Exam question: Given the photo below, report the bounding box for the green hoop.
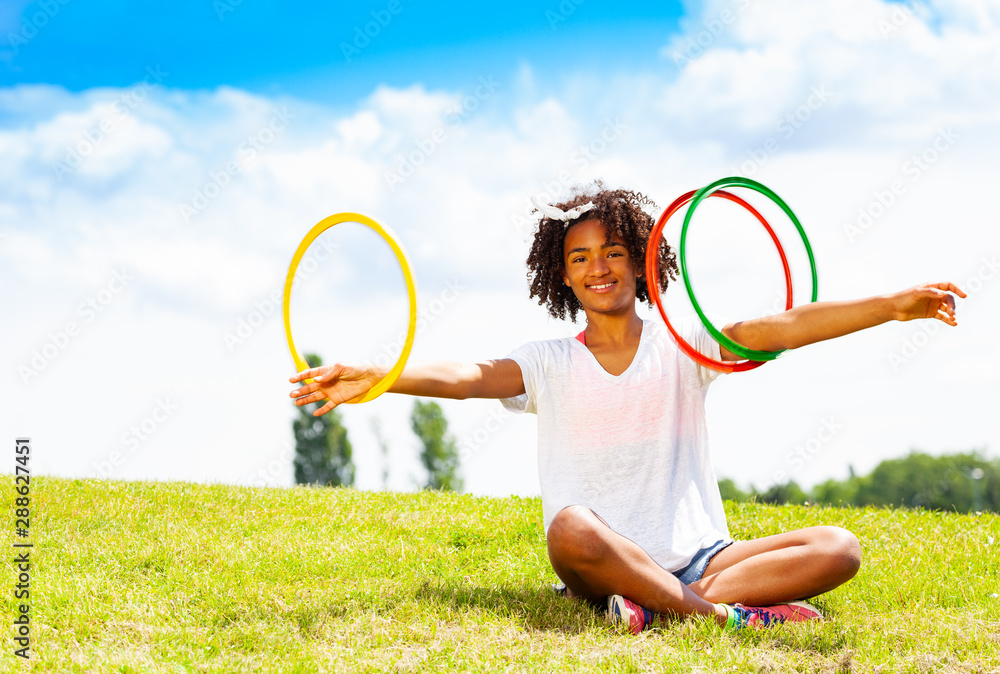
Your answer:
[679,176,818,361]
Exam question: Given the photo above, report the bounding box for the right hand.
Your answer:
[889,282,965,325]
[288,363,382,416]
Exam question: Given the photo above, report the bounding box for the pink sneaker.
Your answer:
[607,594,656,634]
[729,601,823,628]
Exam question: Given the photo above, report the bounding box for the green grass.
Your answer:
[6,478,1000,672]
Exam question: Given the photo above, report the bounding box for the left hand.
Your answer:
[891,282,966,326]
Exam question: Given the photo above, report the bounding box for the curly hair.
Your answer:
[525,180,679,322]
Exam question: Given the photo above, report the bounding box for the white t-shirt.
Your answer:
[501,318,731,573]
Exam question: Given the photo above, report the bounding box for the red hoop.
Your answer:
[645,189,793,373]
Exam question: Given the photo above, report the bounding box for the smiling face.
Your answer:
[562,218,642,319]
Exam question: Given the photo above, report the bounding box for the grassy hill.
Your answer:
[5,478,999,672]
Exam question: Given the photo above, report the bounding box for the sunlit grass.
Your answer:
[7,478,999,672]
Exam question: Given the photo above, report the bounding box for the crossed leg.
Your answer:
[689,525,862,606]
[546,505,861,625]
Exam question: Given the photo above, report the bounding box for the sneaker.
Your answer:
[726,601,823,629]
[607,594,656,634]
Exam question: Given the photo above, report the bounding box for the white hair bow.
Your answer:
[530,196,596,222]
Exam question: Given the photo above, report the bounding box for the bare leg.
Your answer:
[688,526,862,606]
[546,505,728,625]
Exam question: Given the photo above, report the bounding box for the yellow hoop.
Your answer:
[283,212,417,404]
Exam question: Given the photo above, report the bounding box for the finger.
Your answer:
[937,296,955,317]
[934,309,957,326]
[926,281,967,299]
[314,400,337,416]
[926,287,959,311]
[929,281,964,298]
[289,366,323,383]
[289,382,319,398]
[294,390,328,406]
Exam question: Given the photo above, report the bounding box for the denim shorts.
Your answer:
[671,539,733,585]
[551,538,734,597]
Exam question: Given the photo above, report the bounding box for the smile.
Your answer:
[587,281,617,293]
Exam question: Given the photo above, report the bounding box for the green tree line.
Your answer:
[719,450,1000,513]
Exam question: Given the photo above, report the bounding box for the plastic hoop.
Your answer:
[645,189,794,373]
[283,213,417,404]
[680,176,818,362]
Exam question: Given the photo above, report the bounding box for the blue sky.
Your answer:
[1,0,684,101]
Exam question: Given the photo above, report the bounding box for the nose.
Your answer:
[589,255,610,276]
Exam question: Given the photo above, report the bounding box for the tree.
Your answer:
[717,478,751,502]
[803,450,1000,513]
[852,450,999,513]
[292,353,355,487]
[810,477,861,507]
[411,399,462,491]
[758,481,809,506]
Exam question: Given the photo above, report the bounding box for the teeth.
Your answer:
[591,282,615,289]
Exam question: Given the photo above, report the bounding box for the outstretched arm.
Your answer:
[289,359,525,416]
[719,282,966,359]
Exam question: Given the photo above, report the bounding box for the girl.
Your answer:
[289,183,964,632]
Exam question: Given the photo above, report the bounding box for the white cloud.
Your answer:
[660,0,1000,148]
[2,0,998,496]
